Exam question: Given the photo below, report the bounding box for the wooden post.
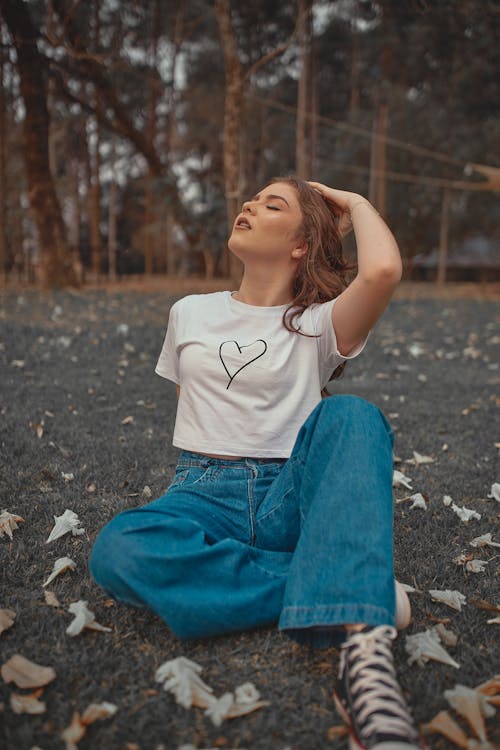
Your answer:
[296,0,308,178]
[108,136,117,281]
[369,100,388,213]
[0,26,7,285]
[437,188,450,285]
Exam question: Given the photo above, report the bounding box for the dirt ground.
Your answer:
[0,280,499,750]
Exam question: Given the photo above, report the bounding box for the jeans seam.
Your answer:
[248,466,257,546]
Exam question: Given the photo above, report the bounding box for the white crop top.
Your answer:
[155,291,365,458]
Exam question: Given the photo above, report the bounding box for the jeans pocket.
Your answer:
[168,465,218,490]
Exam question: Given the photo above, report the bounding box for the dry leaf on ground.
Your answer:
[81,701,118,724]
[0,608,16,635]
[61,711,86,750]
[422,710,469,748]
[465,559,488,574]
[405,628,460,669]
[444,684,496,742]
[43,557,77,587]
[46,510,85,543]
[0,510,24,540]
[61,702,117,750]
[470,533,500,549]
[66,601,112,636]
[487,483,500,502]
[429,588,467,611]
[396,492,427,510]
[408,451,435,465]
[393,470,413,489]
[1,654,56,688]
[155,657,269,727]
[451,503,481,523]
[44,590,61,608]
[10,690,46,715]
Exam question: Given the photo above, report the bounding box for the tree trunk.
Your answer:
[164,1,185,276]
[437,188,450,285]
[144,0,160,276]
[0,25,7,284]
[0,0,78,287]
[215,0,244,281]
[296,0,309,178]
[369,100,388,215]
[90,0,103,276]
[108,137,117,282]
[2,3,75,287]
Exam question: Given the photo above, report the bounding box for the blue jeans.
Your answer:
[89,395,396,647]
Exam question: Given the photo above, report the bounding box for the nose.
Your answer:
[242,200,255,214]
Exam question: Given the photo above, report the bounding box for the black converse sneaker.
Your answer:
[334,625,421,750]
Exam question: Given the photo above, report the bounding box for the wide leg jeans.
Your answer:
[89,395,396,647]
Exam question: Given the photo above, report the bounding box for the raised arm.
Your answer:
[308,182,403,356]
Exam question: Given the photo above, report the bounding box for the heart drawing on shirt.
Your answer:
[218,339,268,389]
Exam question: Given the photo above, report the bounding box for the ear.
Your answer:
[291,241,308,259]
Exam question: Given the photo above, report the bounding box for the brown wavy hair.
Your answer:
[272,176,356,380]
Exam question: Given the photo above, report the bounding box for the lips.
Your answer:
[235,215,251,230]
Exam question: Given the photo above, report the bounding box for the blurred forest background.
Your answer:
[0,0,498,289]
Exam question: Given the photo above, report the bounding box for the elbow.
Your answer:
[362,260,403,289]
[382,259,403,286]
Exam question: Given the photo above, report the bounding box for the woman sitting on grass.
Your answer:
[90,176,422,750]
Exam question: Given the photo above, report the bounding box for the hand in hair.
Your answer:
[307,182,370,238]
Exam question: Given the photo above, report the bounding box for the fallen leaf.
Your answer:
[405,628,460,669]
[429,589,467,611]
[121,416,134,425]
[61,702,118,750]
[444,684,495,742]
[0,608,16,635]
[81,701,118,724]
[1,654,56,688]
[44,590,61,608]
[443,495,453,506]
[409,493,427,510]
[327,724,350,741]
[31,421,44,438]
[465,559,488,574]
[451,503,481,523]
[469,533,500,549]
[155,656,214,709]
[421,709,468,748]
[43,556,77,587]
[46,510,85,543]
[408,451,435,466]
[433,623,458,647]
[487,616,500,625]
[477,676,500,697]
[487,483,500,502]
[0,510,25,540]
[470,599,500,614]
[408,342,425,357]
[155,657,269,727]
[10,690,46,715]
[66,601,112,637]
[61,711,86,750]
[393,470,413,489]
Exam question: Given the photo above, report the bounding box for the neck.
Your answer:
[234,266,295,307]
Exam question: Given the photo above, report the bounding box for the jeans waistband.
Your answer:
[177,450,287,468]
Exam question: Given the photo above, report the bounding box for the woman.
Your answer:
[90,177,422,750]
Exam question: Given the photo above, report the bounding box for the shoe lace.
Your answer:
[342,625,419,742]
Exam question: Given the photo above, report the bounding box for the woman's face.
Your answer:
[228,182,305,263]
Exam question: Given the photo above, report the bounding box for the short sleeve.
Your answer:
[155,300,181,384]
[310,298,368,387]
